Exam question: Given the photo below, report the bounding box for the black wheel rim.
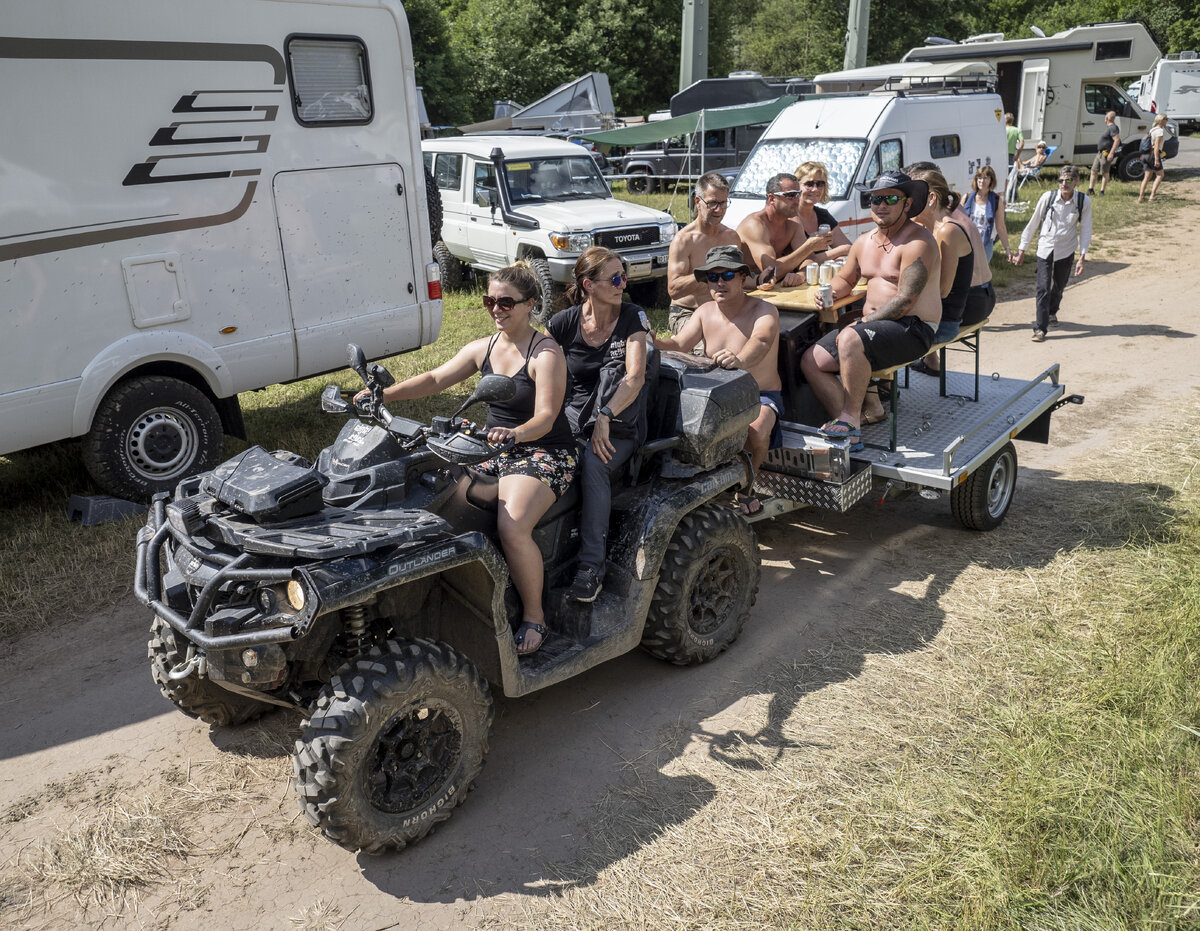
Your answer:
[688,548,737,635]
[366,701,462,814]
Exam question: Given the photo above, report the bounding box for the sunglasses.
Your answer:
[705,270,739,282]
[482,295,528,311]
[772,189,803,199]
[1058,177,1076,185]
[606,272,628,287]
[801,179,827,189]
[869,193,904,206]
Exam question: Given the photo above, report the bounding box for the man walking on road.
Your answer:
[1012,165,1092,342]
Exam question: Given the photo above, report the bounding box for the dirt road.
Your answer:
[3,176,1198,931]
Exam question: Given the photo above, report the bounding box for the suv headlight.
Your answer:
[549,231,594,252]
[658,220,676,243]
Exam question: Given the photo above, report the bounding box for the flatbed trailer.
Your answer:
[750,361,1081,530]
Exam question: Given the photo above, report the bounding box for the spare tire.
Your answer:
[425,165,443,247]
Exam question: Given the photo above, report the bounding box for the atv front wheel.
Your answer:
[294,639,493,854]
[642,504,760,665]
[148,616,271,726]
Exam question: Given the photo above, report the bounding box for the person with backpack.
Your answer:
[1138,114,1169,203]
[1011,165,1092,342]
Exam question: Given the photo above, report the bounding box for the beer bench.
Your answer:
[867,318,989,450]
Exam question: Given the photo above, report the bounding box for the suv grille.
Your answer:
[595,226,659,249]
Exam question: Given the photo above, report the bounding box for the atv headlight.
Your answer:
[549,231,593,253]
[658,220,676,243]
[285,579,307,612]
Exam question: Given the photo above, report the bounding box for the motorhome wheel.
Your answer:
[1116,153,1146,183]
[294,638,493,854]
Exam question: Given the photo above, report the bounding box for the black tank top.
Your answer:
[941,219,975,326]
[480,332,574,448]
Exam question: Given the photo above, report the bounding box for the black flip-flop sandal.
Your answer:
[514,622,548,656]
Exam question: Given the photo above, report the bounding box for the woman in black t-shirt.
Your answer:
[358,262,573,655]
[547,247,650,604]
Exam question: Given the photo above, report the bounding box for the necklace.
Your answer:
[870,231,895,254]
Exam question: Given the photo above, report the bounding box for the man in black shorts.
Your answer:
[800,171,942,449]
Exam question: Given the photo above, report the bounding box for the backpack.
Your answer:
[1140,133,1153,154]
[1036,190,1086,238]
[1164,132,1179,159]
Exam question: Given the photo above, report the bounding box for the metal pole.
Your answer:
[844,0,871,70]
[680,0,709,91]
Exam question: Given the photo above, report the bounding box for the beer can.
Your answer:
[819,261,835,284]
[818,284,833,307]
[805,263,820,285]
[817,223,831,236]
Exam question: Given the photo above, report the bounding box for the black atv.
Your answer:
[135,343,762,853]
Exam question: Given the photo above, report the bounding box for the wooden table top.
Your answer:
[749,280,868,324]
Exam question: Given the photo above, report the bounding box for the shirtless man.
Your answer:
[666,172,744,335]
[655,245,781,513]
[799,171,941,449]
[736,172,833,287]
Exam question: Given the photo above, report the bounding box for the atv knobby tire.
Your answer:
[642,504,759,665]
[148,616,271,726]
[294,638,493,854]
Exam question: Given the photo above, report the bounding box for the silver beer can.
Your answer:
[819,261,835,284]
[805,263,820,285]
[818,284,833,307]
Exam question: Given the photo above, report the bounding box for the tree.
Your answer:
[405,0,470,124]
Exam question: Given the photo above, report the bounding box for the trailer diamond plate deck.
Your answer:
[760,365,1066,504]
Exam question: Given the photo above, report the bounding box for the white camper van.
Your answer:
[2,0,441,501]
[724,84,1006,239]
[903,22,1160,181]
[1137,52,1200,131]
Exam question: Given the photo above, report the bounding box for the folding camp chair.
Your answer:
[1007,144,1057,205]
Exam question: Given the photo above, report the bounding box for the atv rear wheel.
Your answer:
[642,504,759,665]
[294,638,493,854]
[148,616,271,726]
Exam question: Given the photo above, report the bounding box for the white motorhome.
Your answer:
[1137,52,1200,130]
[724,85,1006,239]
[2,0,441,501]
[903,22,1160,181]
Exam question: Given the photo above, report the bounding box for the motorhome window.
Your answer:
[1096,40,1133,61]
[287,37,372,125]
[929,135,961,159]
[865,139,904,181]
[731,139,866,200]
[473,163,498,208]
[1084,84,1137,118]
[504,157,609,202]
[434,154,464,191]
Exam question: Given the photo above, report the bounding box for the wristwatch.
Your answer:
[599,405,615,420]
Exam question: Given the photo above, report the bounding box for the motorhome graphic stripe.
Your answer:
[0,37,285,84]
[0,182,258,262]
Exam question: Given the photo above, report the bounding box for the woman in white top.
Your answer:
[1138,114,1168,203]
[966,165,1010,263]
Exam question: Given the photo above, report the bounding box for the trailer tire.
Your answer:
[294,638,493,854]
[425,165,443,246]
[433,241,464,291]
[642,504,759,665]
[951,441,1017,531]
[83,375,224,503]
[1117,153,1145,183]
[148,616,270,726]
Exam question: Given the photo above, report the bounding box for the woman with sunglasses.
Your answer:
[358,262,575,655]
[547,247,650,603]
[793,161,852,266]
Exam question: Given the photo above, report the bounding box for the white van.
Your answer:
[903,22,1159,181]
[724,86,1006,239]
[1137,52,1200,131]
[1,0,441,501]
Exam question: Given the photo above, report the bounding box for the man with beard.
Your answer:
[736,172,834,286]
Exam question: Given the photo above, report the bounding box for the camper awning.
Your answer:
[578,95,798,147]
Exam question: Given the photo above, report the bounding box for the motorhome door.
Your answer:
[274,164,422,376]
[1018,59,1049,147]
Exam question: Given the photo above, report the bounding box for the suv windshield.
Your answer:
[503,156,610,202]
[731,139,866,201]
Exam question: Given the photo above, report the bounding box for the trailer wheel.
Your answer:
[425,165,443,246]
[642,504,760,665]
[294,638,492,854]
[1117,153,1145,183]
[951,441,1017,531]
[83,375,224,503]
[148,616,270,726]
[433,241,464,291]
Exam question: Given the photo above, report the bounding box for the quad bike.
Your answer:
[135,343,764,853]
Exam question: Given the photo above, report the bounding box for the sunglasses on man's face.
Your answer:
[705,270,739,283]
[482,295,527,311]
[772,189,803,199]
[869,193,904,206]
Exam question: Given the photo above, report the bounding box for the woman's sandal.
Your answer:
[514,622,548,656]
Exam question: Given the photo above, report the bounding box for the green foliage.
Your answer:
[404,0,469,124]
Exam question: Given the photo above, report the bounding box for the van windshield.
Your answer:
[502,157,610,202]
[731,139,865,200]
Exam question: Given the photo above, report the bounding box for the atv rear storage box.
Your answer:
[659,355,759,470]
